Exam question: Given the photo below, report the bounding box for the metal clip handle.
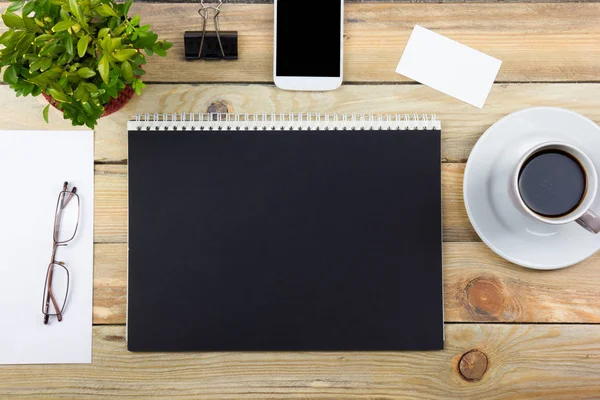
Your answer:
[198,0,225,59]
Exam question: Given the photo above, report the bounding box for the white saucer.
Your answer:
[464,107,600,270]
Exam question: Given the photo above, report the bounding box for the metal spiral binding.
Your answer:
[128,113,441,132]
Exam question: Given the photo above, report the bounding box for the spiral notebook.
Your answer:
[127,113,443,352]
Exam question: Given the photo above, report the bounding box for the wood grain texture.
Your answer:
[2,84,600,164]
[1,324,600,399]
[2,3,600,83]
[94,243,126,325]
[92,164,472,244]
[93,242,600,325]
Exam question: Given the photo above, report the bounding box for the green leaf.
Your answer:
[0,30,14,45]
[101,34,110,52]
[16,32,34,52]
[68,0,82,24]
[2,12,25,29]
[95,4,117,17]
[130,14,140,26]
[74,83,89,102]
[58,7,68,20]
[98,27,110,39]
[154,47,166,57]
[21,82,34,96]
[77,67,96,78]
[7,1,25,12]
[83,82,98,92]
[23,16,40,32]
[144,47,153,57]
[106,85,117,98]
[34,34,54,45]
[113,48,137,62]
[108,37,121,53]
[23,1,35,15]
[135,31,158,49]
[43,104,50,123]
[47,88,70,103]
[64,32,73,55]
[98,54,109,83]
[122,0,133,17]
[52,20,74,32]
[77,35,90,57]
[133,78,144,95]
[3,65,18,83]
[29,58,45,72]
[112,22,127,36]
[40,57,52,71]
[82,101,92,114]
[39,41,57,56]
[121,60,133,82]
[108,16,119,30]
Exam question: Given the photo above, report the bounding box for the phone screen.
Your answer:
[276,0,341,77]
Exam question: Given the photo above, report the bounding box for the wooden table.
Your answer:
[2,1,600,398]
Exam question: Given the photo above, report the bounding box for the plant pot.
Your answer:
[42,84,135,118]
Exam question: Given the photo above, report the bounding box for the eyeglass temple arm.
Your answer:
[62,186,77,208]
[43,266,63,324]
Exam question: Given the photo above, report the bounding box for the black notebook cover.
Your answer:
[128,128,443,351]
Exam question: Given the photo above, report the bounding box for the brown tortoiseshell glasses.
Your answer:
[42,182,80,325]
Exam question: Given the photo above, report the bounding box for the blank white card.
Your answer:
[0,130,94,364]
[396,25,502,108]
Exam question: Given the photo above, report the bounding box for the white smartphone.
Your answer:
[274,0,344,91]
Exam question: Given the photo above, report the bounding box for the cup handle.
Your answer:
[576,210,600,234]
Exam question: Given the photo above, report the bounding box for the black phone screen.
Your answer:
[276,0,341,77]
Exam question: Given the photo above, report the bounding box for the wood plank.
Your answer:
[2,3,600,83]
[94,242,600,325]
[94,243,126,325]
[444,243,600,324]
[1,324,600,398]
[93,163,472,244]
[95,165,128,243]
[2,84,600,164]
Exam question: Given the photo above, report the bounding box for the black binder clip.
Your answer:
[184,0,238,61]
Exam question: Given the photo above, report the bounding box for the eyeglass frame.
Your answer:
[42,182,80,325]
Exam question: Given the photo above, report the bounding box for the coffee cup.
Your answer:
[511,141,600,234]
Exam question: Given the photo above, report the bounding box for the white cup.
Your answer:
[511,141,600,234]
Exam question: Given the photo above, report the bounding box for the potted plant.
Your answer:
[0,0,172,128]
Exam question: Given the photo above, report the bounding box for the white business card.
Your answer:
[396,25,502,108]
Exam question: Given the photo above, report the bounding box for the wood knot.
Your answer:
[207,100,230,114]
[465,276,511,321]
[458,349,488,382]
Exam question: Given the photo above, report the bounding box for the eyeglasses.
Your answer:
[42,182,80,325]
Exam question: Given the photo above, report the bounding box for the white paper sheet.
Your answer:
[396,25,502,108]
[0,130,94,364]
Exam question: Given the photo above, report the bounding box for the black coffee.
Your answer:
[518,149,586,217]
